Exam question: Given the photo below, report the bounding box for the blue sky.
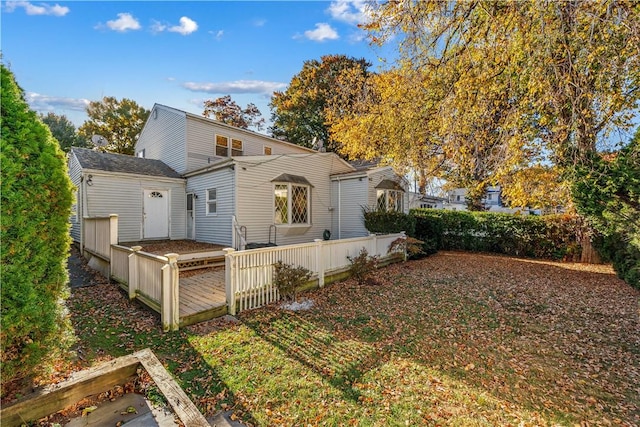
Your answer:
[2,0,393,129]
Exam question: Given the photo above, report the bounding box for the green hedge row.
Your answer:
[410,209,582,260]
[364,208,583,260]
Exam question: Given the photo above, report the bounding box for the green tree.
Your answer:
[202,95,265,130]
[270,54,372,152]
[333,1,639,209]
[572,129,640,286]
[1,64,75,386]
[40,112,91,152]
[78,96,150,155]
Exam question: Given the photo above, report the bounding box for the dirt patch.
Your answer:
[119,240,226,255]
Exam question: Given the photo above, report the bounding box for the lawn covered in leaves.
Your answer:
[64,251,638,426]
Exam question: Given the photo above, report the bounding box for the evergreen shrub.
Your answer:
[1,65,75,386]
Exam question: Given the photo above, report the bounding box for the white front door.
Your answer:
[143,189,169,239]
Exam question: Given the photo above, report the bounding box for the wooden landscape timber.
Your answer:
[0,348,209,427]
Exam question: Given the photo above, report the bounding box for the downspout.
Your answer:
[338,178,342,240]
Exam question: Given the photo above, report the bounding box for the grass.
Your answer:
[60,251,639,426]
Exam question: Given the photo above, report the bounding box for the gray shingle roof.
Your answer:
[71,147,182,179]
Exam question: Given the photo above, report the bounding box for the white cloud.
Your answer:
[26,92,90,112]
[168,16,198,35]
[150,20,167,33]
[328,0,371,25]
[253,18,266,27]
[182,80,286,95]
[5,1,69,16]
[102,13,141,32]
[208,29,224,40]
[302,23,339,42]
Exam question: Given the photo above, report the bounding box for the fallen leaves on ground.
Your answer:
[12,249,638,426]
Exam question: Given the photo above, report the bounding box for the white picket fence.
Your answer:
[82,215,117,260]
[224,232,406,315]
[80,213,406,329]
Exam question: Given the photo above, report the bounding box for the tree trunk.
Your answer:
[580,236,603,264]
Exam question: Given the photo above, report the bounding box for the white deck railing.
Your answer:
[82,215,117,260]
[225,232,406,315]
[231,215,247,251]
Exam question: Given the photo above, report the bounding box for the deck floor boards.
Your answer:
[179,269,226,318]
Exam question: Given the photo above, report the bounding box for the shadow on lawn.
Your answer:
[242,251,640,425]
[242,309,387,403]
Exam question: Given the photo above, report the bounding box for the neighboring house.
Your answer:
[70,103,409,249]
[409,192,446,210]
[443,186,526,213]
[68,148,186,243]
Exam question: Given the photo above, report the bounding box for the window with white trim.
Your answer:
[231,138,243,156]
[377,189,404,212]
[206,188,217,215]
[215,135,229,157]
[274,183,310,225]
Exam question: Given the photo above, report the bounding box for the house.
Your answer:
[330,160,410,239]
[443,186,525,213]
[68,148,186,243]
[69,103,410,249]
[408,192,446,210]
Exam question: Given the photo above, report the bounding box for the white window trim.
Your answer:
[206,188,217,216]
[273,183,311,226]
[231,138,243,156]
[377,189,405,212]
[215,135,229,157]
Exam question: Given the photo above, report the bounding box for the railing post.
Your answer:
[163,253,180,332]
[128,246,142,300]
[224,248,236,315]
[109,215,118,277]
[369,233,378,257]
[314,239,325,288]
[401,231,407,261]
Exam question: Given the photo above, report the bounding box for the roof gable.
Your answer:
[71,148,182,179]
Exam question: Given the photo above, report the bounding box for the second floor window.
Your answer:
[216,135,228,157]
[231,139,243,156]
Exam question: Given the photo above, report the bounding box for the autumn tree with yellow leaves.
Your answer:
[329,0,639,211]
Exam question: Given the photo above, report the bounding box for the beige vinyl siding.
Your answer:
[82,172,185,242]
[135,106,187,174]
[331,177,369,239]
[235,153,353,246]
[187,167,235,246]
[184,114,313,174]
[68,152,83,243]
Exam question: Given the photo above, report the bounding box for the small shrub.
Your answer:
[347,248,379,284]
[388,236,425,259]
[273,261,312,302]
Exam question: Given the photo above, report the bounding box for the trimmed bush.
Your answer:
[1,65,75,386]
[363,208,416,236]
[411,209,582,260]
[347,248,379,284]
[273,261,312,302]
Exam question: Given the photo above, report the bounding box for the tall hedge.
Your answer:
[571,129,640,288]
[1,65,75,385]
[411,209,582,260]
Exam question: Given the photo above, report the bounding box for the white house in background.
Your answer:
[443,186,525,213]
[409,192,446,210]
[69,103,409,248]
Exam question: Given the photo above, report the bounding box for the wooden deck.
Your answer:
[179,268,228,326]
